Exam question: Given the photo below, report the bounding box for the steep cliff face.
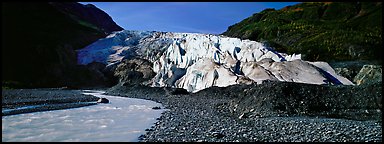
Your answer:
[2,2,123,88]
[222,2,382,63]
[49,2,123,35]
[77,30,353,93]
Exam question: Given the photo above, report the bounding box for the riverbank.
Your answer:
[2,88,100,116]
[106,81,382,142]
[2,90,165,142]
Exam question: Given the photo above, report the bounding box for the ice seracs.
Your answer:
[77,30,354,93]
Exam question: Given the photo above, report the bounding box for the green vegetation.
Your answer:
[66,13,102,32]
[223,2,382,63]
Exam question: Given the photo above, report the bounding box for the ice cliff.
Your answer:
[77,30,353,92]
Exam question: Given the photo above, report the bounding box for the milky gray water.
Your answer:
[2,90,166,142]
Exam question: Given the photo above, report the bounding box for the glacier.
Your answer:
[77,30,354,93]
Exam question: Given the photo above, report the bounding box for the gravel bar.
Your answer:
[2,88,100,116]
[106,83,382,142]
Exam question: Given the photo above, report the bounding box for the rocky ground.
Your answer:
[2,81,381,142]
[106,81,382,142]
[2,88,100,116]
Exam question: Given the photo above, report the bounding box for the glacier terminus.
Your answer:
[77,30,354,93]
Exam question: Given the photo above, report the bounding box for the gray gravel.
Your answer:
[106,83,382,142]
[2,88,100,116]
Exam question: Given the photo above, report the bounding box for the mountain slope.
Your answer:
[49,2,123,35]
[2,2,123,88]
[222,2,382,63]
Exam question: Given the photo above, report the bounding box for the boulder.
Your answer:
[330,60,370,83]
[97,97,109,103]
[334,67,357,81]
[353,65,382,85]
[114,58,156,86]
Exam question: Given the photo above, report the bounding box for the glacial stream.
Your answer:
[2,90,166,142]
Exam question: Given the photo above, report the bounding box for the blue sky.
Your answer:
[80,2,300,34]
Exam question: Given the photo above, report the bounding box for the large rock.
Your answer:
[334,67,358,81]
[353,65,382,85]
[329,61,371,83]
[113,58,156,86]
[97,97,109,103]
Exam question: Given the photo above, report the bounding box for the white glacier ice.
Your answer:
[77,30,353,93]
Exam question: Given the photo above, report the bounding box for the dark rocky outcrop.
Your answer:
[224,81,382,121]
[353,65,382,85]
[2,2,123,89]
[113,58,156,87]
[329,61,382,85]
[330,61,370,82]
[107,79,381,121]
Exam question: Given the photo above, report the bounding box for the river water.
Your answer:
[2,90,166,142]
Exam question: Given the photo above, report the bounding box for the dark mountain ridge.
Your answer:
[2,2,123,88]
